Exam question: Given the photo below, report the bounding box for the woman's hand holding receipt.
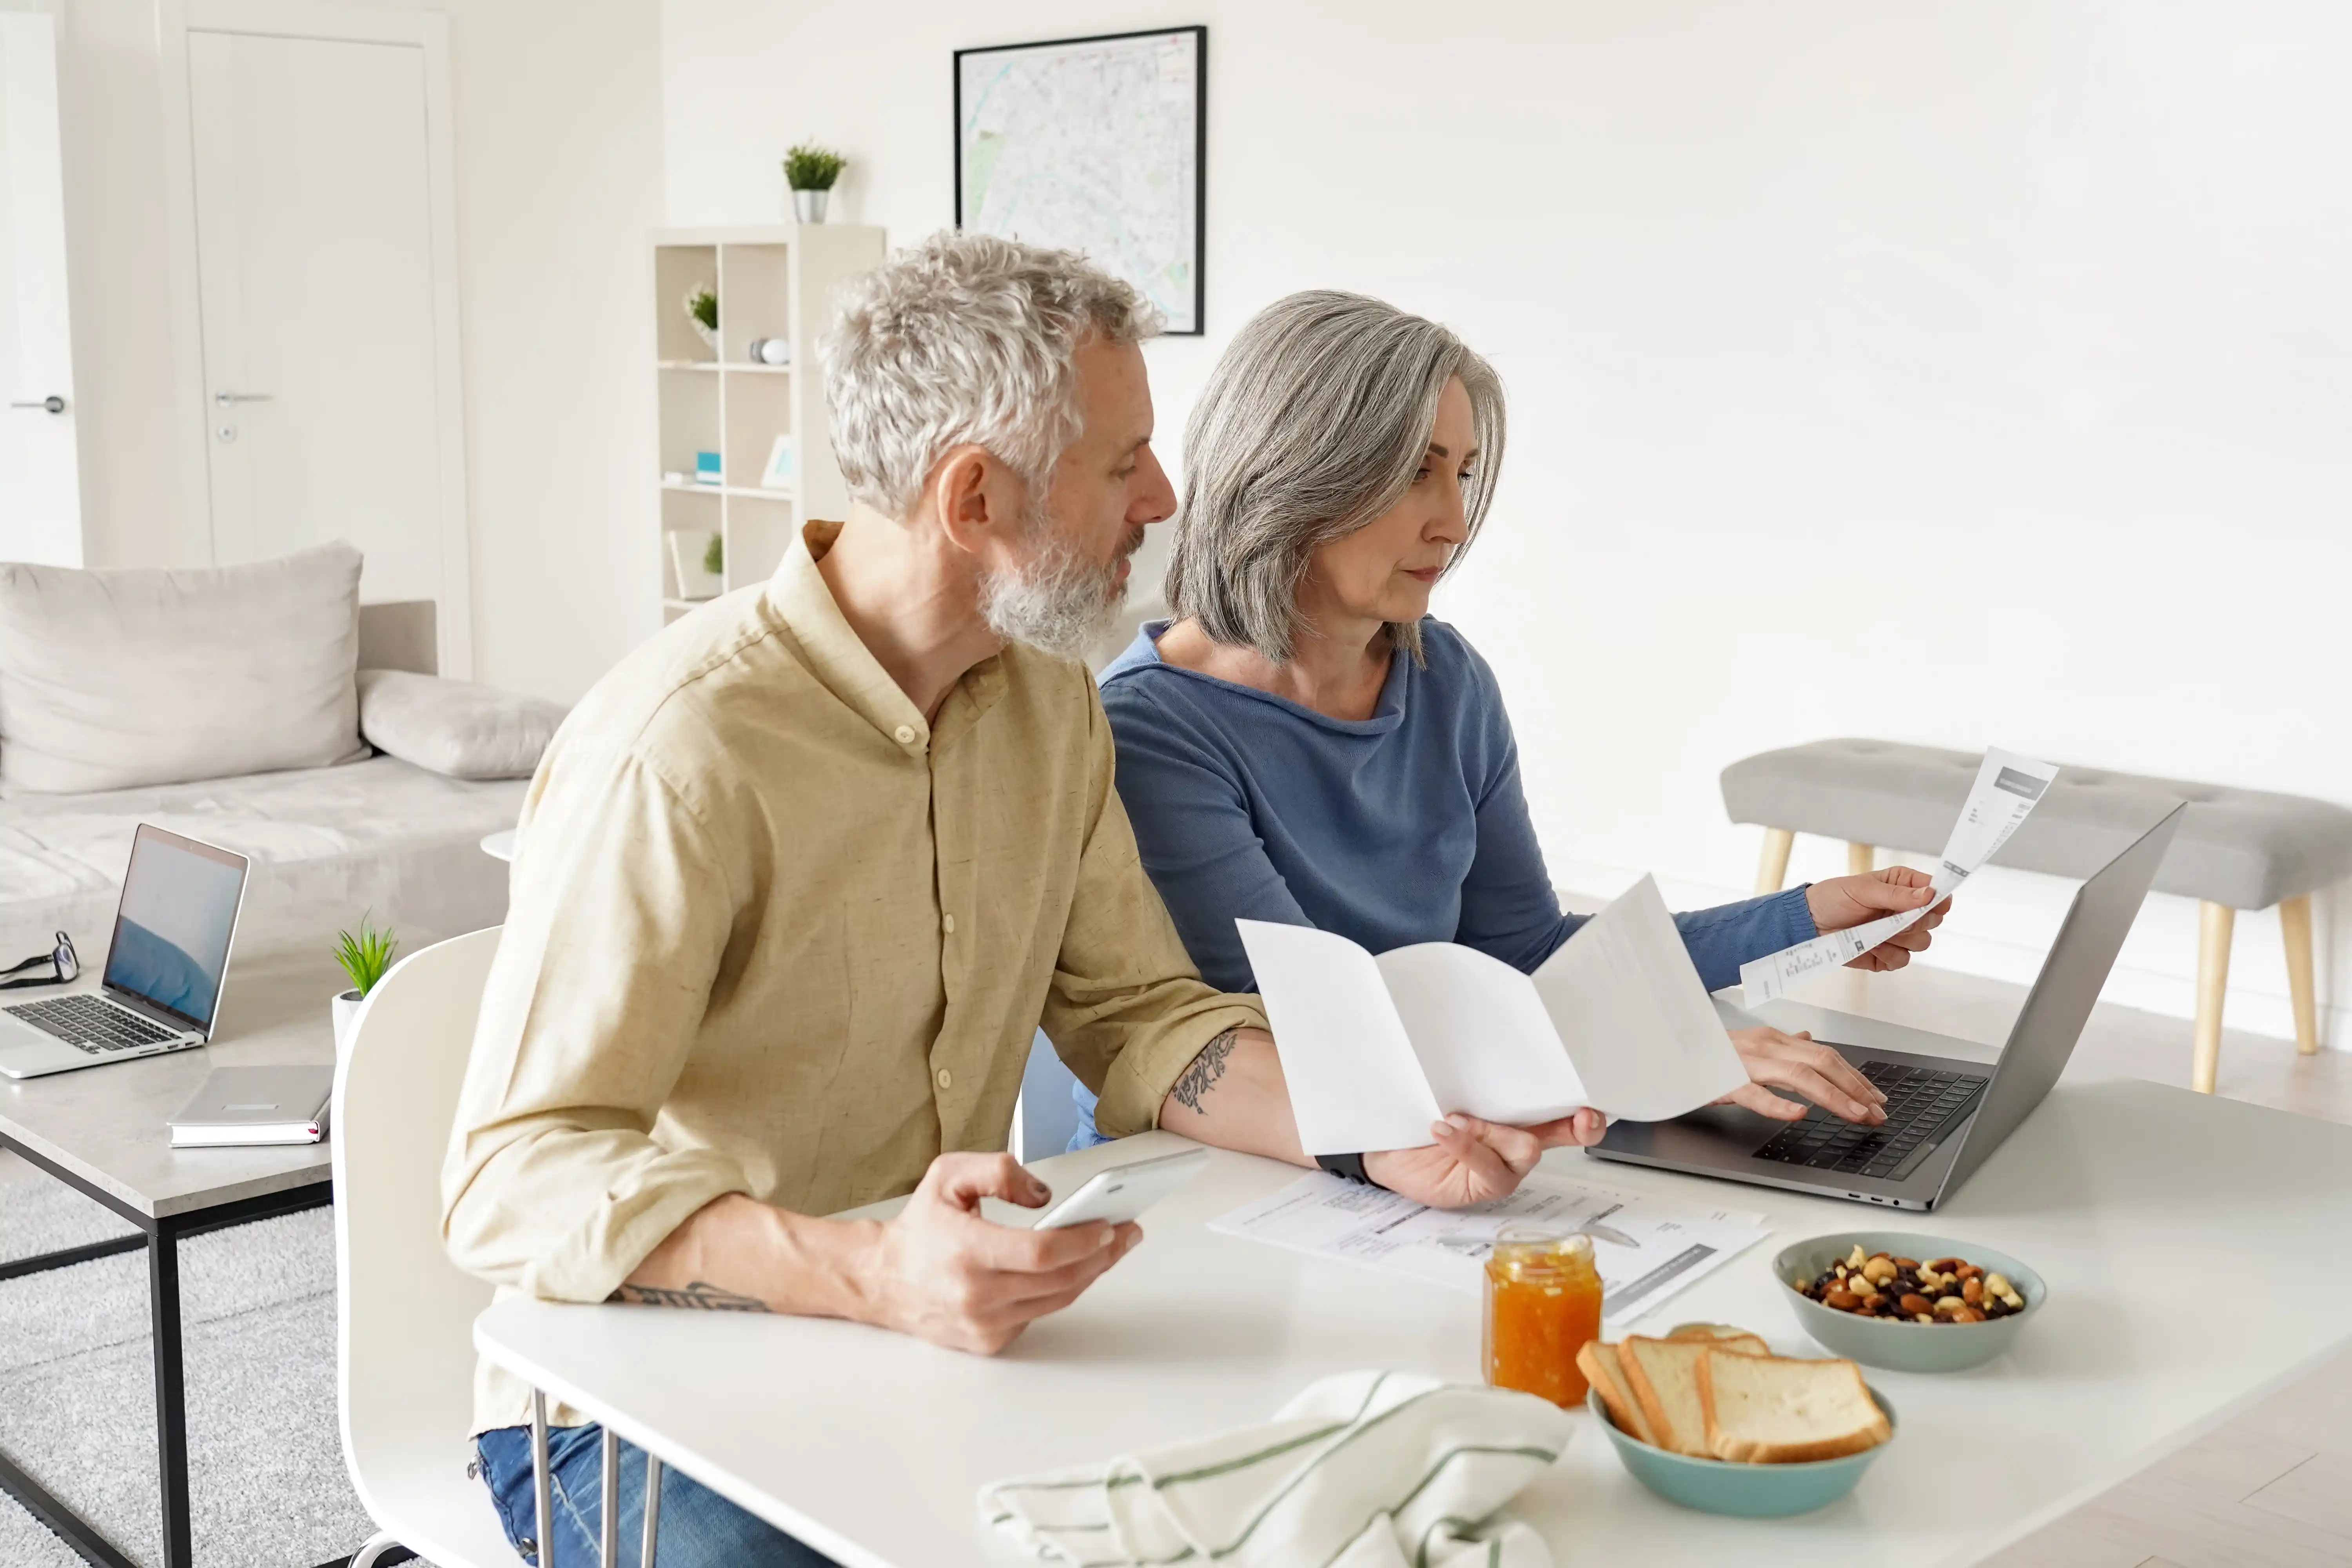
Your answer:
[1804,866,1953,972]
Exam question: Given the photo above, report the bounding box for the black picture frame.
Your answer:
[953,25,1208,336]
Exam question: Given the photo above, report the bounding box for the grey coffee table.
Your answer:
[0,947,348,1568]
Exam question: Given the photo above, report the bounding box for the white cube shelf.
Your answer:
[652,224,887,618]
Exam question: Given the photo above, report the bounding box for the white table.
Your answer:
[475,1005,2352,1567]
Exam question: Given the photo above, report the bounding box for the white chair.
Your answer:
[332,926,519,1568]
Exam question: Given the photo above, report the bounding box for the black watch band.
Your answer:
[1315,1151,1375,1186]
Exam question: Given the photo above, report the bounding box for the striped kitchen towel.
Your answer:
[978,1370,1570,1568]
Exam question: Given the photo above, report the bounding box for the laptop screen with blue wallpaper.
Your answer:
[103,827,248,1030]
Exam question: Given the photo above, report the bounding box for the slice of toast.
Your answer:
[1666,1323,1770,1358]
[1577,1341,1655,1446]
[1699,1349,1891,1464]
[1618,1336,1715,1457]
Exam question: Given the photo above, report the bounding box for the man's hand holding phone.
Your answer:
[864,1152,1139,1354]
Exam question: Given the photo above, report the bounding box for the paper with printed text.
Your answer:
[1210,1170,1772,1325]
[1738,747,2060,1006]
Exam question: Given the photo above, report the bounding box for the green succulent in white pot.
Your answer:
[330,915,399,1054]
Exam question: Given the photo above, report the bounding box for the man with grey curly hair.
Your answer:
[824,229,1163,657]
[444,232,1580,1567]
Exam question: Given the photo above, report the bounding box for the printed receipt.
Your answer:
[1739,747,2061,1007]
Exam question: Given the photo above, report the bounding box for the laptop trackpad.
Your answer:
[1593,1100,1792,1160]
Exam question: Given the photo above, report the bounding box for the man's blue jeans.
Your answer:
[475,1424,841,1567]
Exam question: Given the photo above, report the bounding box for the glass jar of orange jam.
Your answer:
[1482,1227,1604,1407]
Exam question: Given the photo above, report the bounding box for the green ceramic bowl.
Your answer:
[1587,1385,1896,1516]
[1775,1231,2046,1374]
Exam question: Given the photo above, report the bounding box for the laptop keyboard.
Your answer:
[5,994,180,1053]
[1752,1059,1987,1182]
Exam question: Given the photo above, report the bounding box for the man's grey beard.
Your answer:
[976,508,1135,661]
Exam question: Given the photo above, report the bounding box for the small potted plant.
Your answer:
[783,143,847,224]
[684,284,719,354]
[331,915,399,1054]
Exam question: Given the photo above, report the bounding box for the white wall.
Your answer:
[48,0,662,701]
[664,0,2352,1049]
[431,0,666,699]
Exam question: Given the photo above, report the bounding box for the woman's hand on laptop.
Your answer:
[1719,1029,1888,1125]
[1364,1108,1608,1209]
[1805,865,1953,971]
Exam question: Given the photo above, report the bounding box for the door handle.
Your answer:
[7,396,66,414]
[213,390,273,406]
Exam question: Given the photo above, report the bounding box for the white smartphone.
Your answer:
[1031,1148,1211,1230]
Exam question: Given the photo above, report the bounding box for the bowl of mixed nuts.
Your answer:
[1773,1232,2045,1373]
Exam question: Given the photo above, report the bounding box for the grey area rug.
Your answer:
[0,1150,389,1568]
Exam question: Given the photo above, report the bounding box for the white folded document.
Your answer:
[1240,875,1750,1155]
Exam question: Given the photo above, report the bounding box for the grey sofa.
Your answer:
[0,601,525,969]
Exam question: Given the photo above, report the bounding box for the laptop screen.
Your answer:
[103,826,250,1032]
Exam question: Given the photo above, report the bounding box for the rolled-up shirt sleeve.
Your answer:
[1044,691,1268,1140]
[440,745,754,1305]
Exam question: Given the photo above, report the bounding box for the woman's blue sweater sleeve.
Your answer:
[1100,685,1307,994]
[1452,655,1818,991]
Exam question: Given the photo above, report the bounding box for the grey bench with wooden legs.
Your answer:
[1722,739,2352,1094]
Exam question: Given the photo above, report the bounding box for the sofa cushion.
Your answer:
[0,754,525,964]
[0,544,368,795]
[358,670,565,780]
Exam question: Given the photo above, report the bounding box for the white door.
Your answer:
[0,4,81,564]
[179,5,469,672]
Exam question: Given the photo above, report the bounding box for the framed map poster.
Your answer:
[955,26,1207,335]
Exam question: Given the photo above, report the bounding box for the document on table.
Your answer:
[1210,1171,1771,1326]
[1240,876,1751,1156]
[1738,747,2061,1007]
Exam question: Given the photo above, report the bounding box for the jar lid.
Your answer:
[1488,1226,1595,1277]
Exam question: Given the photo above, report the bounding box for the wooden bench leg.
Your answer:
[1847,842,1875,876]
[2279,894,2319,1055]
[2192,901,2234,1094]
[1755,829,1795,895]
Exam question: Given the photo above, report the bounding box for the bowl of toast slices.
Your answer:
[1577,1323,1895,1516]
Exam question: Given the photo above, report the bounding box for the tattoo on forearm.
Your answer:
[1170,1028,1238,1114]
[608,1280,772,1312]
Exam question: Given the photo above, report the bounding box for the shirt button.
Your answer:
[935,1067,953,1090]
[942,913,956,934]
[893,724,916,744]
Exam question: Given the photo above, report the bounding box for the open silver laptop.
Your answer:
[0,825,250,1080]
[1586,804,2183,1211]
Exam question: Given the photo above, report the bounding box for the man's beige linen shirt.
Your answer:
[443,523,1265,1434]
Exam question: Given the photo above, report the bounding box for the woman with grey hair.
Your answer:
[1071,290,1949,1148]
